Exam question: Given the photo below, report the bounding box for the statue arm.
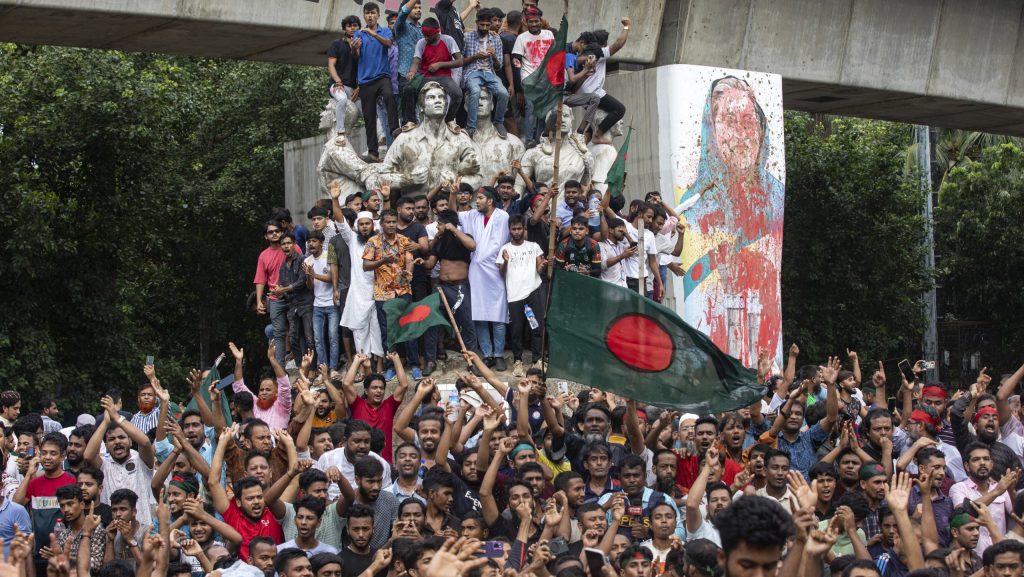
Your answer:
[456,143,482,189]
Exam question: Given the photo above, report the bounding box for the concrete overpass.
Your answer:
[2,0,1024,134]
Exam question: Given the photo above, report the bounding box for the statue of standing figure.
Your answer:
[381,81,482,195]
[515,106,594,197]
[588,109,626,195]
[470,87,525,185]
[316,99,385,199]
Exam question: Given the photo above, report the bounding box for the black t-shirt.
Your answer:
[499,31,517,88]
[339,547,386,577]
[399,221,430,282]
[432,230,473,264]
[328,39,359,89]
[488,513,543,545]
[328,226,352,291]
[451,474,481,518]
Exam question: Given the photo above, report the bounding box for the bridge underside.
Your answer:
[3,0,1024,135]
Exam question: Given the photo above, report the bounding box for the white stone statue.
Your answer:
[588,109,626,194]
[515,106,594,197]
[470,88,525,185]
[380,81,482,195]
[316,100,386,199]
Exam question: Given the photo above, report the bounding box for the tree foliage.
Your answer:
[936,143,1024,366]
[781,113,932,364]
[0,45,324,410]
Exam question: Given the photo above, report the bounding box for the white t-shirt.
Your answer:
[99,450,155,527]
[623,222,657,289]
[641,540,672,573]
[305,252,334,307]
[513,30,555,78]
[425,221,441,278]
[579,46,611,97]
[495,241,543,302]
[314,448,393,502]
[600,239,628,286]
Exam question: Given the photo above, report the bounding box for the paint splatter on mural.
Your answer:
[663,66,785,368]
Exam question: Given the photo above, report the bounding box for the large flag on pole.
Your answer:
[523,15,569,120]
[605,127,632,197]
[384,293,453,349]
[545,270,762,413]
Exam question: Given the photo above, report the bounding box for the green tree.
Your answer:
[781,113,932,364]
[936,143,1024,366]
[0,45,324,412]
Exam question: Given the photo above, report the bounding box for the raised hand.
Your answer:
[424,537,488,577]
[100,395,119,422]
[789,343,800,358]
[301,349,315,372]
[872,361,886,388]
[787,471,818,510]
[886,471,912,512]
[542,499,563,526]
[820,356,841,385]
[187,368,203,395]
[498,436,517,456]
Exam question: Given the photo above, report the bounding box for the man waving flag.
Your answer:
[522,14,569,121]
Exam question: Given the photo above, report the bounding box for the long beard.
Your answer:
[256,396,277,411]
[656,477,675,494]
[138,399,157,413]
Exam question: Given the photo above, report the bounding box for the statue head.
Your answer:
[544,106,575,136]
[468,86,494,118]
[595,110,625,138]
[419,81,448,121]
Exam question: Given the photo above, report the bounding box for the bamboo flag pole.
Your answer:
[538,0,570,375]
[436,287,467,354]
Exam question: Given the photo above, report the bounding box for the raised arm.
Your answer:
[515,379,534,442]
[462,350,509,399]
[819,356,841,433]
[481,436,515,526]
[388,351,411,401]
[608,17,630,55]
[847,349,862,384]
[783,344,798,389]
[394,378,437,443]
[207,424,237,514]
[686,447,717,533]
[887,472,924,570]
[475,405,501,475]
[267,341,287,379]
[340,353,368,405]
[624,399,646,456]
[182,496,243,547]
[83,396,118,468]
[997,361,1024,424]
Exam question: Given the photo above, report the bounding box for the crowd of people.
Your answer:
[326,0,628,158]
[7,335,1024,577]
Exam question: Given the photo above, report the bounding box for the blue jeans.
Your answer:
[465,70,509,130]
[313,305,340,369]
[376,297,419,368]
[474,321,506,359]
[267,299,288,366]
[523,98,541,144]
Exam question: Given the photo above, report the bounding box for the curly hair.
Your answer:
[715,496,795,553]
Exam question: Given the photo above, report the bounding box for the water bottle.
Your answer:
[587,194,601,228]
[448,390,459,407]
[524,304,539,330]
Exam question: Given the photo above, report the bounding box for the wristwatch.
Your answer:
[127,540,139,548]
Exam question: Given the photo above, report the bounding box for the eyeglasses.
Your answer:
[266,229,282,235]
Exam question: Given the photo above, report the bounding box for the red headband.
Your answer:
[910,409,940,428]
[921,386,947,400]
[422,26,441,36]
[973,406,998,424]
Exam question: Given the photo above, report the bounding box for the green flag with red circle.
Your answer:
[523,15,569,120]
[545,270,762,413]
[383,293,453,350]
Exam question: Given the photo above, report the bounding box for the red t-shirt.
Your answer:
[675,455,741,490]
[349,395,401,462]
[420,38,455,77]
[253,246,289,301]
[222,501,283,559]
[25,472,77,506]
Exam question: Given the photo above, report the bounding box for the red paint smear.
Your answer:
[399,305,432,326]
[606,315,674,372]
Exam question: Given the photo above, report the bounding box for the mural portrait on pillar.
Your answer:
[663,66,785,368]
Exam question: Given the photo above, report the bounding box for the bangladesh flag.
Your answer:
[523,15,569,121]
[383,293,453,349]
[186,365,233,426]
[605,127,632,197]
[545,270,762,413]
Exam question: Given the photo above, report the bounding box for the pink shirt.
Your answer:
[233,376,293,432]
[949,478,1013,555]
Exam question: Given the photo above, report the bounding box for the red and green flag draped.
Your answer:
[186,364,232,426]
[384,293,452,349]
[545,270,762,413]
[523,15,569,120]
[605,127,632,197]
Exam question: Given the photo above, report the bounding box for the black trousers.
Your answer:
[597,93,626,134]
[507,286,545,362]
[359,76,398,156]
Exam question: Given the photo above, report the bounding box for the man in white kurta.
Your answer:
[339,211,384,359]
[459,187,510,369]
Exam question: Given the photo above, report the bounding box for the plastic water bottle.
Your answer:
[587,194,601,228]
[448,390,459,407]
[524,305,539,330]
